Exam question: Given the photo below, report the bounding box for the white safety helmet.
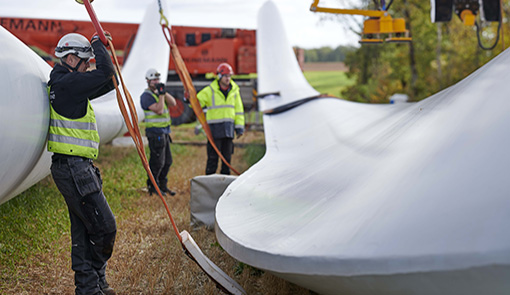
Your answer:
[145,68,161,80]
[55,33,94,59]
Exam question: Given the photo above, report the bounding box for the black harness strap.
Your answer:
[263,94,337,115]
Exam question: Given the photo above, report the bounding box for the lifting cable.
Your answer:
[475,0,504,51]
[76,0,181,241]
[475,20,501,51]
[158,0,241,176]
[76,1,246,294]
[500,0,505,50]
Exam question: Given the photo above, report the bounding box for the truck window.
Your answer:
[186,33,196,46]
[201,33,211,43]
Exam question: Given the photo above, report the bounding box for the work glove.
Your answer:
[194,125,203,135]
[156,83,166,96]
[235,128,244,139]
[91,30,112,44]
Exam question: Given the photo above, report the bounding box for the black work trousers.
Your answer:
[206,137,234,175]
[51,156,117,295]
[147,133,173,189]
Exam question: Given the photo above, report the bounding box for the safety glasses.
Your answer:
[55,46,92,54]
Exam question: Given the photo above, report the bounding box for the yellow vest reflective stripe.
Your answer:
[143,90,171,128]
[47,87,100,159]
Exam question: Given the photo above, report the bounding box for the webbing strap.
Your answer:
[77,3,247,295]
[79,0,182,242]
[159,19,241,175]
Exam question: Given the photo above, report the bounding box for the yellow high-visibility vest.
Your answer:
[197,80,244,129]
[143,90,171,128]
[47,88,100,159]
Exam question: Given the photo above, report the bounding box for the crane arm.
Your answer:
[310,0,385,18]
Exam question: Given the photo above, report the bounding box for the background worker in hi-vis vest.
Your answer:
[197,63,245,175]
[140,69,177,196]
[47,32,117,295]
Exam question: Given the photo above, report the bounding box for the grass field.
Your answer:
[303,70,355,98]
[0,127,312,294]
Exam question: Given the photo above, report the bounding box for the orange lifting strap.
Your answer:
[158,10,241,176]
[77,1,246,294]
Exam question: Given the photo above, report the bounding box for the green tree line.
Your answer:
[314,0,510,103]
[304,45,357,62]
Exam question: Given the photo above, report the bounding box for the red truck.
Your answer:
[1,17,257,124]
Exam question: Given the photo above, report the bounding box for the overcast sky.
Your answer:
[1,0,360,49]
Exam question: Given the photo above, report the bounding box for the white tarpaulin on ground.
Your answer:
[0,0,170,205]
[215,1,510,294]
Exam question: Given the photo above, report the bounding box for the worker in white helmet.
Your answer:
[47,32,117,295]
[140,68,177,196]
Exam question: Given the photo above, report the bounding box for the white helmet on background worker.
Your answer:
[145,68,161,80]
[55,33,94,59]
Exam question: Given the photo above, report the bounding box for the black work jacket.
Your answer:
[47,40,115,119]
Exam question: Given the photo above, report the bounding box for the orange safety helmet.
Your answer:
[216,63,234,79]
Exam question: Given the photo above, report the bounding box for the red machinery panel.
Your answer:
[1,17,257,75]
